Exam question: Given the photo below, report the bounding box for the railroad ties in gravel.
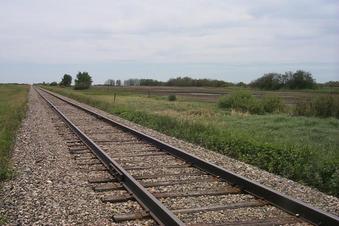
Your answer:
[36,87,338,226]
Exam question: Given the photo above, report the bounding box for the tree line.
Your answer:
[108,71,320,90]
[49,72,93,90]
[46,70,336,91]
[249,70,316,90]
[103,77,237,87]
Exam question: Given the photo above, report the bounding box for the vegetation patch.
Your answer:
[250,70,316,90]
[168,94,177,101]
[74,72,93,90]
[43,86,339,196]
[217,91,284,114]
[0,214,7,225]
[294,95,339,119]
[0,84,29,180]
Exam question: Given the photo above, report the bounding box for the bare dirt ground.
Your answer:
[99,85,339,104]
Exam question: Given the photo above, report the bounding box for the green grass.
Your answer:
[0,214,7,225]
[44,86,339,196]
[0,84,29,180]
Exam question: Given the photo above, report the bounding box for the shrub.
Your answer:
[218,91,252,110]
[334,100,339,118]
[294,101,312,117]
[217,96,231,109]
[312,95,339,118]
[218,91,264,114]
[247,100,265,114]
[168,94,177,101]
[261,95,284,113]
[294,95,339,119]
[218,92,286,115]
[50,81,58,86]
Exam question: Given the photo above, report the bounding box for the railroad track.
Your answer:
[35,87,339,226]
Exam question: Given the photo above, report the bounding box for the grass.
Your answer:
[0,215,7,225]
[0,84,29,181]
[43,86,339,196]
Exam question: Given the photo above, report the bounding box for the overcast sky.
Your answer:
[0,0,338,84]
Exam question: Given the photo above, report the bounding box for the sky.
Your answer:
[0,0,338,84]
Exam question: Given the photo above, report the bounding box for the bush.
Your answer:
[261,95,284,113]
[218,91,252,109]
[74,72,92,90]
[247,100,265,114]
[168,94,177,101]
[217,96,231,109]
[50,82,58,86]
[218,91,264,114]
[294,95,339,118]
[294,101,312,117]
[312,95,339,118]
[218,92,286,115]
[334,100,339,118]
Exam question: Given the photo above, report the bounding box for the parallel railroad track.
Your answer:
[35,87,339,226]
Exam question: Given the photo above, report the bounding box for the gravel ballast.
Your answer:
[0,87,151,225]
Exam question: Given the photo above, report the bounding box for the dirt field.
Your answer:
[94,85,339,105]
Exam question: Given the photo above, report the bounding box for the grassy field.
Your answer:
[0,84,29,181]
[44,86,339,196]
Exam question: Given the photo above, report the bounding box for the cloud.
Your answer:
[0,0,338,82]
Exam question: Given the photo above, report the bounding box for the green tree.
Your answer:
[251,70,316,90]
[250,73,282,90]
[74,72,92,90]
[60,74,72,87]
[166,76,231,87]
[286,70,316,89]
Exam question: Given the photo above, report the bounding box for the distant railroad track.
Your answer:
[35,87,339,226]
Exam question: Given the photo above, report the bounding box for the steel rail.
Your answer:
[35,87,185,226]
[37,87,339,226]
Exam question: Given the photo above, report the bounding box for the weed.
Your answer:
[168,94,177,101]
[218,91,259,113]
[261,95,285,113]
[218,91,284,114]
[294,95,339,119]
[0,214,8,225]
